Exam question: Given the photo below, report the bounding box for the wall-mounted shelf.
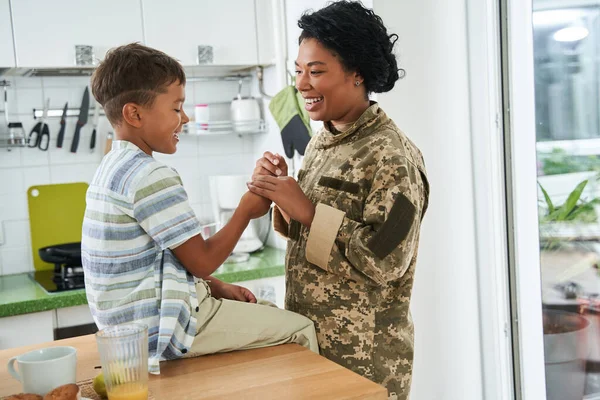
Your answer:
[186,73,252,83]
[30,73,257,120]
[0,137,27,151]
[33,107,103,120]
[184,119,267,136]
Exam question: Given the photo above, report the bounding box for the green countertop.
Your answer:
[0,247,285,318]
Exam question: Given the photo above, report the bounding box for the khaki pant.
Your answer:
[186,281,319,356]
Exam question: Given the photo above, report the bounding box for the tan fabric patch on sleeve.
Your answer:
[306,203,346,269]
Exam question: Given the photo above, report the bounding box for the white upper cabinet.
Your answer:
[11,0,144,68]
[142,0,259,66]
[255,0,276,65]
[0,0,15,67]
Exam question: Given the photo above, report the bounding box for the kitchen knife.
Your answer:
[56,102,68,148]
[70,87,90,153]
[90,102,100,153]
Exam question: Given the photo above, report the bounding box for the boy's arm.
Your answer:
[173,205,251,278]
[132,166,269,279]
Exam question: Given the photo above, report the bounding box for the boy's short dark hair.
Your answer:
[91,43,186,125]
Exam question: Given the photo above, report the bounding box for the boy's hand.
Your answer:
[253,151,288,180]
[238,191,271,220]
[211,281,257,303]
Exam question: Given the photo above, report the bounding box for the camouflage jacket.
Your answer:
[273,103,429,400]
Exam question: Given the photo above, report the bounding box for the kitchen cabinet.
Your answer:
[0,311,54,350]
[0,305,95,350]
[11,0,144,68]
[142,0,259,66]
[256,0,276,65]
[55,304,94,328]
[54,304,97,340]
[0,0,15,67]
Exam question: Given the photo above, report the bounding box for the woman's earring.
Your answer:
[355,81,360,87]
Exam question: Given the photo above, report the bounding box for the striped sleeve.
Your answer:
[132,166,201,250]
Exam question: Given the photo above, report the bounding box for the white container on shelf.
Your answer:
[194,104,210,132]
[230,97,261,133]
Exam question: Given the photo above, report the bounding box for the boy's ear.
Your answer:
[122,103,143,128]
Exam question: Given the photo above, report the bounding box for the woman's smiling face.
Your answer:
[295,38,366,125]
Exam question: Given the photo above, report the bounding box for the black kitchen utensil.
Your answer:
[56,102,68,148]
[70,87,90,153]
[28,98,50,151]
[90,102,100,152]
[38,242,81,266]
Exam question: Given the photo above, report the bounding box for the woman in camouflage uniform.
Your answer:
[248,2,429,399]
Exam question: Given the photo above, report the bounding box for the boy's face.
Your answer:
[141,81,189,154]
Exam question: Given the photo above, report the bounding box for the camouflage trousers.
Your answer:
[288,302,414,400]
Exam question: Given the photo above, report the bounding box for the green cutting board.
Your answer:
[27,182,89,271]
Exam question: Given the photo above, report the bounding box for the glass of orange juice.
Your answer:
[96,323,149,400]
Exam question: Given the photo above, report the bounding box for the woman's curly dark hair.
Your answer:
[298,1,403,94]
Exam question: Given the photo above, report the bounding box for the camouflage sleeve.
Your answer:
[306,155,425,286]
[272,205,290,239]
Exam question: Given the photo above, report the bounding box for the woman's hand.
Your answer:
[253,151,288,179]
[247,175,315,228]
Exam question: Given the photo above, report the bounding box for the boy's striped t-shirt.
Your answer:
[82,140,201,374]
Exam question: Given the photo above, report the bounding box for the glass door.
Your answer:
[505,0,600,399]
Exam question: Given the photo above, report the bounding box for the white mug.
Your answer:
[7,346,77,395]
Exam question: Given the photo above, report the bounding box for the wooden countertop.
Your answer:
[0,335,387,399]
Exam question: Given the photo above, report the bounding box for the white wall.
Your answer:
[373,1,484,399]
[0,74,257,275]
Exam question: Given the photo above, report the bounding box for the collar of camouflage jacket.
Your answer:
[315,101,389,149]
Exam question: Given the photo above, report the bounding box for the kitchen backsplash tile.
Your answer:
[47,143,101,165]
[198,153,255,177]
[190,203,217,224]
[14,77,43,89]
[42,87,71,108]
[0,148,21,168]
[0,75,266,276]
[0,194,28,221]
[198,134,249,156]
[15,88,44,115]
[22,166,52,190]
[0,169,24,196]
[21,144,51,167]
[2,220,30,248]
[49,163,98,184]
[0,246,33,276]
[41,77,88,88]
